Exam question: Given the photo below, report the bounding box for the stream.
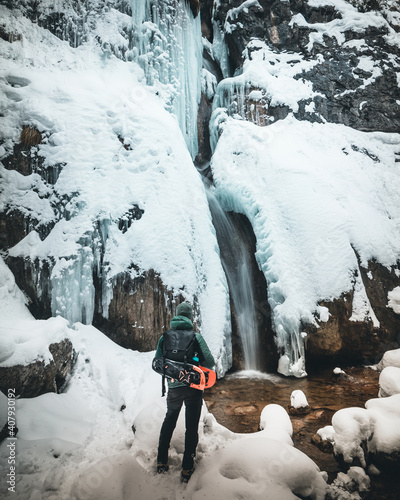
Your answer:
[204,366,398,499]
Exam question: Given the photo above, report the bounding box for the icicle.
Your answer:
[130,0,202,158]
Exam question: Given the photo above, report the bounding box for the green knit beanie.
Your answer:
[176,302,193,319]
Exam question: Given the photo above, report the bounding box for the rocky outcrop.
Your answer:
[212,0,400,132]
[306,260,400,369]
[93,270,181,352]
[0,339,75,398]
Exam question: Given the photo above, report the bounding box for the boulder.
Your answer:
[0,339,75,398]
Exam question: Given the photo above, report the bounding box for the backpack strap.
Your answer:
[161,336,166,397]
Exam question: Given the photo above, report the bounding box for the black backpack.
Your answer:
[161,329,198,395]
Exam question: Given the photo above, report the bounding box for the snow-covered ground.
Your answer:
[0,276,328,499]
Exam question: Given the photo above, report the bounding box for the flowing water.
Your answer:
[206,186,260,370]
[204,367,398,499]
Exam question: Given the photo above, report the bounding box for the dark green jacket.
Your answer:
[155,315,215,389]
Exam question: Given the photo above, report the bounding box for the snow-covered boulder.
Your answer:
[377,348,400,370]
[258,403,293,445]
[322,394,400,471]
[289,390,311,415]
[378,366,400,397]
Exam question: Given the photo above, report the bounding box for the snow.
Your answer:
[331,407,373,467]
[290,390,309,409]
[259,404,293,446]
[0,317,327,500]
[333,367,346,375]
[387,286,400,314]
[317,425,335,443]
[290,0,399,51]
[349,271,380,327]
[0,4,231,374]
[322,393,400,465]
[378,366,400,397]
[365,394,400,454]
[0,256,32,323]
[328,466,370,498]
[213,40,321,118]
[377,348,400,370]
[201,68,217,101]
[210,113,400,376]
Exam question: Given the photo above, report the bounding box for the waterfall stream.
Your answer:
[205,184,261,371]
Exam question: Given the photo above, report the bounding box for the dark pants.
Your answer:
[157,386,203,470]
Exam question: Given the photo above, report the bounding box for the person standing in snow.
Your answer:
[155,301,215,483]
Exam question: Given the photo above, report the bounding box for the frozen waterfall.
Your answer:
[131,0,202,158]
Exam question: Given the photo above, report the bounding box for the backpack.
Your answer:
[161,329,198,396]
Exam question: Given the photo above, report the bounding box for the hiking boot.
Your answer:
[180,468,195,483]
[157,463,169,474]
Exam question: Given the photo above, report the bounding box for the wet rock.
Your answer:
[0,339,75,398]
[369,450,400,472]
[306,258,400,368]
[93,269,180,352]
[289,404,311,415]
[233,404,258,415]
[311,432,334,453]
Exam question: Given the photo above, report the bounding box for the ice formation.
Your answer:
[131,0,202,158]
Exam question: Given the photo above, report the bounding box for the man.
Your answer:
[155,301,215,483]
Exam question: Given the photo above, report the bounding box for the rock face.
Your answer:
[307,260,400,369]
[0,339,75,398]
[93,270,181,351]
[212,0,400,132]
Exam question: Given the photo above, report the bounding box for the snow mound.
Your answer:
[378,348,400,370]
[378,366,400,397]
[259,403,293,446]
[290,390,309,409]
[0,316,72,368]
[0,256,33,323]
[191,437,326,500]
[326,394,400,465]
[331,407,373,467]
[387,286,400,314]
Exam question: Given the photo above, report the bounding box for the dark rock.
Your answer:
[196,93,213,165]
[93,269,182,352]
[6,256,53,319]
[370,450,400,472]
[0,339,75,398]
[289,404,311,415]
[311,432,334,453]
[117,205,144,234]
[306,258,400,369]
